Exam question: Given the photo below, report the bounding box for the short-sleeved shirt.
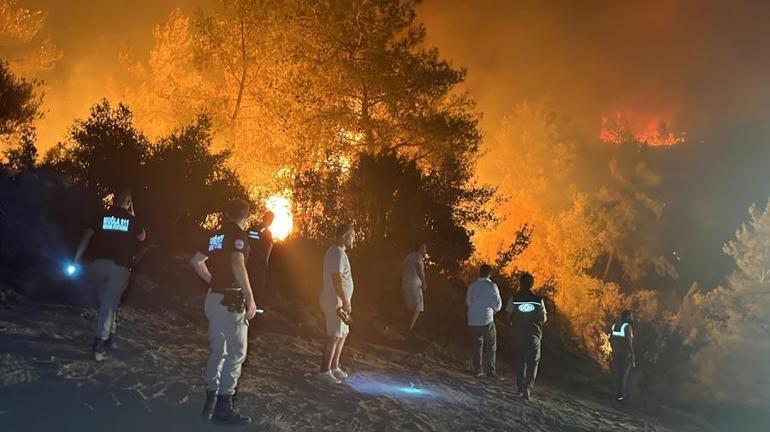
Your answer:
[89,207,144,267]
[402,251,425,288]
[202,221,250,293]
[320,245,354,310]
[506,290,547,339]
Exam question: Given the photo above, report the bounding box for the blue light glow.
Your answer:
[346,373,436,399]
[63,262,80,277]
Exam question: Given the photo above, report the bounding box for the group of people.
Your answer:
[73,192,636,426]
[401,242,635,403]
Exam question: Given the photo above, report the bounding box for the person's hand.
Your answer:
[246,298,257,320]
[632,360,637,368]
[342,300,352,315]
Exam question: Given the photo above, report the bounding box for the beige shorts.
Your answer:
[403,282,424,312]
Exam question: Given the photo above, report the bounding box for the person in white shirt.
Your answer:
[466,264,502,378]
[402,242,427,332]
[318,223,356,384]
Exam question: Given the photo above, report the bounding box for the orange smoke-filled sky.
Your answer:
[15,0,770,285]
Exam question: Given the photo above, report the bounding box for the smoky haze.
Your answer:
[16,0,770,287]
[419,0,770,288]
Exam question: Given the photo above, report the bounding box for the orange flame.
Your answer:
[600,111,685,147]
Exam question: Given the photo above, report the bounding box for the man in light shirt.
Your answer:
[466,264,502,378]
[319,223,356,384]
[402,242,427,332]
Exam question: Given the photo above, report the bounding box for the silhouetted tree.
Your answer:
[0,60,41,136]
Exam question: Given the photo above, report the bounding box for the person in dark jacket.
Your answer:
[506,272,547,400]
[610,309,636,402]
[74,189,145,361]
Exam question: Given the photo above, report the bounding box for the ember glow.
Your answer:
[265,195,293,241]
[600,111,686,147]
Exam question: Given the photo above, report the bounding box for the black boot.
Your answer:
[212,394,252,426]
[105,334,117,351]
[201,390,217,420]
[92,337,108,362]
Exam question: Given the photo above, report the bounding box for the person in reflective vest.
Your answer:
[505,272,547,400]
[610,309,636,401]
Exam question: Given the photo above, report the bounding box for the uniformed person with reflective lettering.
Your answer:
[610,309,636,402]
[506,272,547,400]
[73,189,145,361]
[189,199,257,426]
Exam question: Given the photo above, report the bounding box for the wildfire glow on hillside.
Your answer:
[265,194,293,241]
[600,112,686,147]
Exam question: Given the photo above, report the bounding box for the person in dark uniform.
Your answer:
[506,272,547,400]
[247,210,275,310]
[73,189,145,361]
[189,199,257,426]
[610,309,636,402]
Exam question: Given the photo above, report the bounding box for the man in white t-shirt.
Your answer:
[402,242,427,332]
[318,223,356,384]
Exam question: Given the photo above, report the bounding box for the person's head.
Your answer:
[114,189,132,209]
[262,210,275,227]
[621,309,634,323]
[225,199,251,228]
[415,241,427,255]
[334,222,355,249]
[519,272,535,292]
[479,264,493,279]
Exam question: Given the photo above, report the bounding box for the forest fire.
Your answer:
[265,194,293,241]
[600,111,686,147]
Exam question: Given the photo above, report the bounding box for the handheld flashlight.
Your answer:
[64,262,80,277]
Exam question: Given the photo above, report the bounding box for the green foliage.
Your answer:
[678,200,770,405]
[3,126,37,172]
[46,100,248,249]
[49,99,148,197]
[0,60,41,136]
[293,151,488,271]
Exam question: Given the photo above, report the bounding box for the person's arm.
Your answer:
[264,240,274,267]
[627,327,636,366]
[231,252,257,319]
[74,229,95,262]
[416,258,427,291]
[491,284,502,312]
[136,228,146,242]
[189,252,212,284]
[466,284,474,307]
[331,272,350,313]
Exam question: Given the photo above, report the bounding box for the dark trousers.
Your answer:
[514,337,541,393]
[470,323,497,375]
[614,354,633,399]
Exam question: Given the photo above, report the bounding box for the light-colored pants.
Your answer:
[91,259,130,340]
[204,291,248,395]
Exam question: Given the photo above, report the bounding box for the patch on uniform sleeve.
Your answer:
[234,239,245,250]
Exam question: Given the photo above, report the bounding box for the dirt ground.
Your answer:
[0,299,708,432]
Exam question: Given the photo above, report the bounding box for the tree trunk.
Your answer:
[602,248,615,281]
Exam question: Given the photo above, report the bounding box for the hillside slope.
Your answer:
[0,298,703,432]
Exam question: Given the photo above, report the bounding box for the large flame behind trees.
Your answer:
[476,98,678,364]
